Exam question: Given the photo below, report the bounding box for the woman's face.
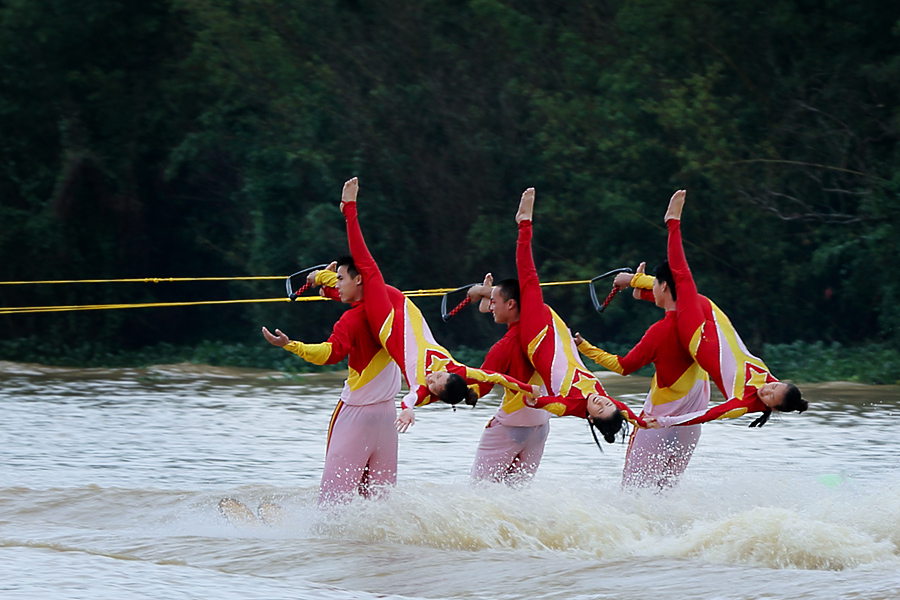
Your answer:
[586,393,619,420]
[758,382,788,408]
[425,371,450,395]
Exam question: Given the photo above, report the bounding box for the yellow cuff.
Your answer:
[632,273,655,290]
[315,270,338,288]
[284,340,333,365]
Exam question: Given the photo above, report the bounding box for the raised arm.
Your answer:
[340,178,385,291]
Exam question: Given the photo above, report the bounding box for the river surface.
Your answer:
[2,361,900,599]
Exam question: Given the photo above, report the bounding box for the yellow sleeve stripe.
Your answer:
[720,407,749,420]
[284,340,333,365]
[632,273,655,290]
[577,340,625,375]
[543,402,567,417]
[526,325,550,362]
[500,372,544,414]
[315,270,338,288]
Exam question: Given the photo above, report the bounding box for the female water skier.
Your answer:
[512,187,645,447]
[645,190,808,429]
[340,178,538,432]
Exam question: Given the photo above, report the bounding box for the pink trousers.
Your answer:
[621,424,701,490]
[319,399,398,504]
[470,420,549,484]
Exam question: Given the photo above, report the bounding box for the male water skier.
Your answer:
[339,178,538,433]
[511,188,645,446]
[645,190,807,428]
[262,255,402,504]
[464,274,550,484]
[573,258,710,489]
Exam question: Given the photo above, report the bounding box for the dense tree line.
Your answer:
[1,0,898,361]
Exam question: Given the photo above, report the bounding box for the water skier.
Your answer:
[573,258,710,489]
[340,178,537,432]
[465,275,550,483]
[512,188,645,447]
[646,190,807,428]
[262,255,402,504]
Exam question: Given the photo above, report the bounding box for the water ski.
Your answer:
[218,498,285,526]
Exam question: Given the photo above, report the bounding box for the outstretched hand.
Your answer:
[262,326,290,347]
[573,332,584,346]
[396,407,415,433]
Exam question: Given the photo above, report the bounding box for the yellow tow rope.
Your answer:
[0,277,596,315]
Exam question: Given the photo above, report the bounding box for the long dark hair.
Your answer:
[437,372,478,406]
[587,409,625,451]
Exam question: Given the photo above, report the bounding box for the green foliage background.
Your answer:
[1,0,898,379]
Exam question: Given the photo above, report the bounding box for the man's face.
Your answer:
[653,277,671,309]
[336,265,363,304]
[490,287,518,325]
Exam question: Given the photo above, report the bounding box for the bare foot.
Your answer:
[218,498,258,526]
[257,501,285,526]
[340,177,358,212]
[664,189,686,222]
[516,188,535,223]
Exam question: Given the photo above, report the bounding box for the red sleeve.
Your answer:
[672,397,766,426]
[414,385,433,407]
[639,289,655,302]
[322,286,341,301]
[343,200,398,351]
[615,320,665,375]
[476,338,512,398]
[320,311,354,365]
[613,399,647,428]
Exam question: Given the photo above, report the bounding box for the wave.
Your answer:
[6,471,895,573]
[303,476,900,571]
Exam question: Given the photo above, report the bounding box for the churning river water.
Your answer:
[2,361,900,600]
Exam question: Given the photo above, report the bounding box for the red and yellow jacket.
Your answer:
[285,269,401,405]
